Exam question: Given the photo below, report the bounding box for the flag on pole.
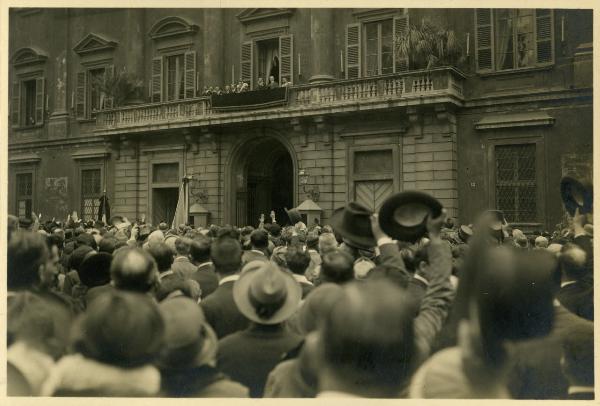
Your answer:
[171,177,189,230]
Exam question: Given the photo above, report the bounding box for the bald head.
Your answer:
[534,236,549,249]
[110,248,157,293]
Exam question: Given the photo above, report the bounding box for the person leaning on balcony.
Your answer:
[268,76,279,89]
[257,77,266,90]
[281,77,292,88]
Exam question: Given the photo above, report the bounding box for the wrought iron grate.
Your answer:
[81,169,102,221]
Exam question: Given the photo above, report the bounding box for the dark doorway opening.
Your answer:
[152,188,179,225]
[233,138,294,227]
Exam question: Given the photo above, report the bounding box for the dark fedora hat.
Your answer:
[378,191,442,242]
[458,225,473,243]
[329,202,376,249]
[285,208,303,225]
[560,176,593,216]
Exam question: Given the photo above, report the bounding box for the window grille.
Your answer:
[495,144,537,222]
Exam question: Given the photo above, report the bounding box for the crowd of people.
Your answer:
[6,197,594,399]
[202,76,292,96]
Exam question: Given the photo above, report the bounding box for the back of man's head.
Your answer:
[319,233,338,254]
[250,229,269,250]
[559,243,587,281]
[111,248,157,293]
[190,235,211,264]
[211,236,242,275]
[319,280,415,397]
[174,237,192,257]
[98,236,118,254]
[8,231,48,291]
[148,243,174,273]
[321,250,354,284]
[285,245,311,275]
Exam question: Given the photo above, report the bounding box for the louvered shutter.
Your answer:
[393,15,409,72]
[151,57,163,103]
[475,9,494,71]
[241,41,253,89]
[35,77,45,125]
[76,71,87,119]
[279,35,293,83]
[11,81,20,127]
[103,65,114,109]
[184,51,197,99]
[535,9,553,64]
[346,23,361,79]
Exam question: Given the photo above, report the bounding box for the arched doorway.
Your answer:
[229,136,295,227]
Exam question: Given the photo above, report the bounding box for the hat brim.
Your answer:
[560,177,593,216]
[233,263,302,325]
[378,191,442,243]
[328,208,376,249]
[194,323,218,367]
[285,208,303,225]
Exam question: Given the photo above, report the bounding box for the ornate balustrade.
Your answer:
[95,67,464,132]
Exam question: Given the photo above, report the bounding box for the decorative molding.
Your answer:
[141,145,186,154]
[71,148,110,160]
[352,8,404,21]
[474,112,555,130]
[9,153,41,164]
[149,16,198,40]
[73,33,118,56]
[236,8,294,24]
[11,47,48,67]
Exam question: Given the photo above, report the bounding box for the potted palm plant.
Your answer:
[92,67,144,109]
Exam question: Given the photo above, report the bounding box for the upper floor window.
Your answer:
[10,47,47,129]
[151,52,196,103]
[345,15,408,80]
[240,35,293,90]
[165,54,186,101]
[475,9,554,73]
[75,65,113,120]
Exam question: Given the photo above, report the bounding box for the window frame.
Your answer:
[87,66,107,117]
[486,135,546,227]
[163,52,186,102]
[15,172,34,218]
[11,166,37,218]
[79,166,104,222]
[475,9,555,75]
[362,18,394,77]
[13,71,45,129]
[147,156,183,226]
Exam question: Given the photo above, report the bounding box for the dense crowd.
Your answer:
[6,198,594,399]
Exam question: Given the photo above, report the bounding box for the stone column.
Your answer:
[309,9,335,84]
[203,9,224,87]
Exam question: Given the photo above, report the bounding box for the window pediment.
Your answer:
[11,47,47,67]
[237,8,294,24]
[149,16,198,40]
[74,33,118,56]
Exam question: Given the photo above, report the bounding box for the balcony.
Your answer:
[94,67,465,135]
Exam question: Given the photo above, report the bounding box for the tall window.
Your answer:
[256,38,279,84]
[165,54,185,101]
[81,169,102,221]
[364,19,394,77]
[495,144,537,223]
[75,65,112,120]
[16,173,33,218]
[23,80,37,126]
[11,77,44,128]
[475,9,554,72]
[89,67,106,114]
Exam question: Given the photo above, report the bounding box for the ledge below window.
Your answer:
[475,112,555,130]
[476,64,554,78]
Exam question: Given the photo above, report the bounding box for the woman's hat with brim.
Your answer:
[158,296,218,369]
[560,176,593,216]
[233,261,301,325]
[285,208,303,225]
[328,203,376,249]
[378,191,443,243]
[458,225,473,243]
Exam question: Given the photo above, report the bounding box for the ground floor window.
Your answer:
[494,143,537,223]
[16,172,33,218]
[81,168,103,221]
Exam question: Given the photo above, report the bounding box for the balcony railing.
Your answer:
[95,67,464,131]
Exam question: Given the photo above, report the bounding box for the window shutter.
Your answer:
[151,57,163,103]
[535,9,554,64]
[475,9,494,71]
[184,51,197,99]
[103,65,115,109]
[11,81,20,127]
[241,41,253,89]
[35,77,45,125]
[393,15,409,72]
[76,71,87,119]
[279,35,293,83]
[345,23,361,79]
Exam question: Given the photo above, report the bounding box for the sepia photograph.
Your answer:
[4,4,595,400]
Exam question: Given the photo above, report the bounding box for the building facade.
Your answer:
[8,8,593,230]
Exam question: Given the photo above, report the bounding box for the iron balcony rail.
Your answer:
[96,67,465,130]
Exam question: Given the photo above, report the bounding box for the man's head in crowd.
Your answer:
[320,250,354,284]
[75,232,97,250]
[110,247,158,293]
[98,236,118,254]
[317,280,416,397]
[250,229,269,251]
[318,233,338,254]
[148,243,175,274]
[285,245,311,276]
[174,237,192,258]
[8,231,49,291]
[190,236,212,265]
[211,236,242,276]
[559,243,587,282]
[534,236,549,249]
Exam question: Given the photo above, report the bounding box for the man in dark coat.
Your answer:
[200,237,249,338]
[171,237,197,279]
[285,245,314,298]
[241,229,269,266]
[189,236,219,299]
[557,243,593,321]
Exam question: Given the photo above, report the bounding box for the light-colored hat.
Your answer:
[233,261,301,325]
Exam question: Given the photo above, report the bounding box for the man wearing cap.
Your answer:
[217,261,303,398]
[157,297,249,397]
